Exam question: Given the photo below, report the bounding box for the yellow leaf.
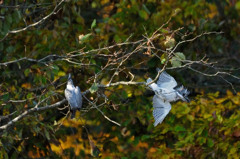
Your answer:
[149,147,157,153]
[200,98,208,105]
[203,114,212,119]
[3,109,9,116]
[231,96,240,105]
[21,83,32,89]
[229,147,237,155]
[208,4,217,18]
[164,36,176,48]
[216,114,223,123]
[215,97,227,104]
[187,114,194,121]
[127,90,132,97]
[227,90,233,97]
[57,71,66,76]
[137,141,148,148]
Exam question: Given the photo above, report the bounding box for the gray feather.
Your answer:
[147,70,190,126]
[157,71,177,89]
[152,95,171,126]
[65,75,82,118]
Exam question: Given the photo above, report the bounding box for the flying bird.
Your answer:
[65,74,82,119]
[147,70,190,126]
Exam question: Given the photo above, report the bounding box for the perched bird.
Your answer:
[65,74,82,119]
[147,70,190,126]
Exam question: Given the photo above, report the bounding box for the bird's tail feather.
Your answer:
[147,78,159,91]
[71,110,76,119]
[146,78,152,84]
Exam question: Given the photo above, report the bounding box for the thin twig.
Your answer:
[0,0,65,42]
[83,95,121,126]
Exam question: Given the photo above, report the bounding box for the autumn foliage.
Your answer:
[0,0,240,158]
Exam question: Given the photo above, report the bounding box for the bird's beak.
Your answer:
[68,73,71,80]
[184,96,190,103]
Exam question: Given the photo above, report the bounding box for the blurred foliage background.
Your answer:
[0,0,240,158]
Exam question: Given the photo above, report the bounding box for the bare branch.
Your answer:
[83,95,121,126]
[188,67,237,93]
[0,0,65,42]
[102,81,145,87]
[170,31,224,53]
[0,99,67,130]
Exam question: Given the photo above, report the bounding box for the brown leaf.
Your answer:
[232,129,240,138]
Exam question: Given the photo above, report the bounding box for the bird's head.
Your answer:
[68,73,72,80]
[67,73,74,85]
[176,86,190,102]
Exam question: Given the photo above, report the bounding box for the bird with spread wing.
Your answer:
[147,70,190,126]
[65,74,82,119]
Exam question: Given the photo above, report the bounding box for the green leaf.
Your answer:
[174,125,186,132]
[160,28,169,34]
[217,114,223,123]
[121,90,128,99]
[13,10,21,23]
[160,53,167,64]
[170,52,186,67]
[91,19,96,29]
[236,1,240,10]
[33,126,41,134]
[24,68,31,76]
[175,52,186,60]
[114,34,121,43]
[18,128,23,138]
[89,83,98,93]
[197,137,206,145]
[161,58,166,64]
[2,93,9,102]
[44,128,50,140]
[138,10,148,20]
[207,138,214,148]
[142,4,150,14]
[161,128,169,134]
[6,14,12,24]
[170,57,182,67]
[79,33,92,43]
[141,135,150,141]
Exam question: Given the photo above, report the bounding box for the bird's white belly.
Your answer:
[156,89,177,102]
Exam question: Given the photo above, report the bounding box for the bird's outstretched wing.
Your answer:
[157,71,177,89]
[74,86,82,109]
[65,88,78,109]
[152,95,171,127]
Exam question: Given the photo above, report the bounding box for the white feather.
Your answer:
[75,86,82,109]
[152,95,171,126]
[65,80,82,111]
